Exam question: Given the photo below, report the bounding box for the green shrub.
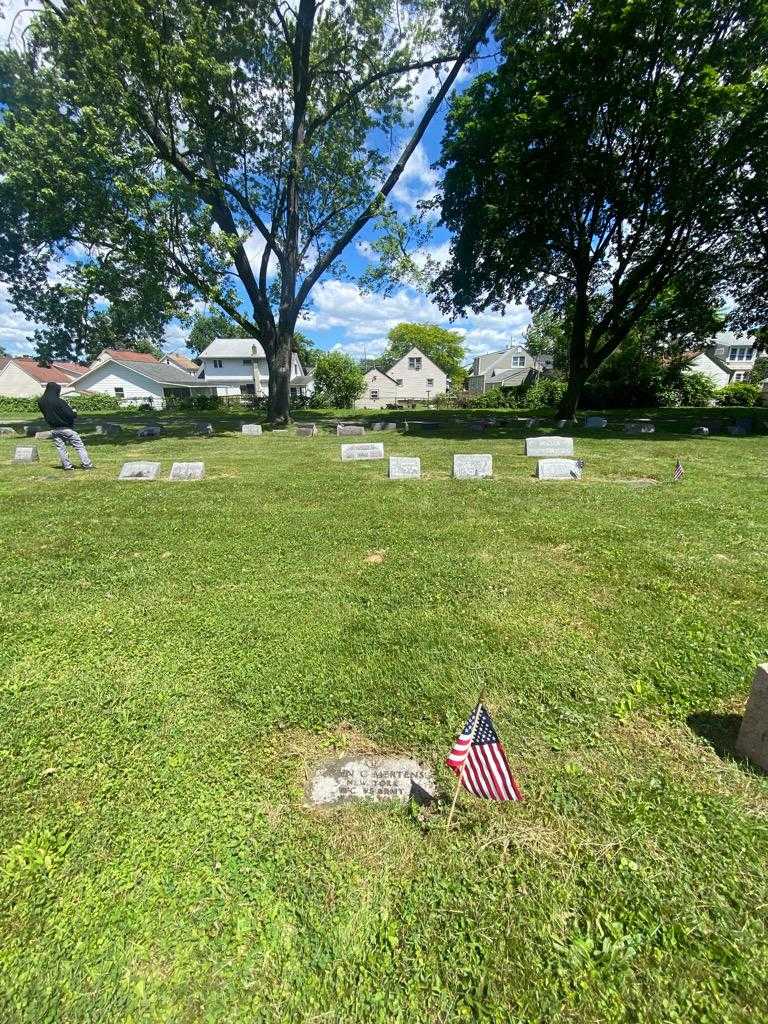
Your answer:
[523,377,568,409]
[677,372,718,406]
[0,392,122,417]
[715,382,762,407]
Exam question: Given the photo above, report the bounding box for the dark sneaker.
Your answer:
[62,466,75,472]
[80,465,95,470]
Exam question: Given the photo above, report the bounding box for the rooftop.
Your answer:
[199,337,267,359]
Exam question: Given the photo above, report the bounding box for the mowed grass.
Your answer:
[1,408,767,1024]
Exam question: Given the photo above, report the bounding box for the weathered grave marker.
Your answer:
[692,426,710,436]
[453,454,492,479]
[308,755,436,806]
[24,424,43,437]
[192,422,214,436]
[735,664,768,772]
[118,461,161,480]
[524,436,574,457]
[389,456,421,479]
[12,445,39,463]
[337,424,365,436]
[0,426,18,436]
[296,424,318,437]
[585,416,608,428]
[34,430,53,440]
[241,423,263,436]
[624,419,655,434]
[95,422,121,436]
[169,462,205,481]
[340,442,384,461]
[536,458,582,480]
[137,424,163,438]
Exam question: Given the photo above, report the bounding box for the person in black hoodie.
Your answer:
[37,382,94,471]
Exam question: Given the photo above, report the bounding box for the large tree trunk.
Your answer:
[557,279,590,419]
[267,324,294,425]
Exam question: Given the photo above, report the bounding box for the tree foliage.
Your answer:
[0,0,495,421]
[381,322,466,383]
[187,312,244,355]
[314,351,365,406]
[434,0,767,416]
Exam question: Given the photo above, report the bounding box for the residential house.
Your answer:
[354,367,400,409]
[91,348,162,368]
[0,357,86,397]
[467,345,553,393]
[162,351,200,374]
[70,354,214,408]
[384,347,448,403]
[708,331,762,382]
[290,365,316,399]
[681,350,732,388]
[196,338,306,398]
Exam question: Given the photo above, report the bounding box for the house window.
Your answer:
[729,347,754,362]
[213,359,223,368]
[370,389,379,399]
[114,387,124,399]
[511,355,526,367]
[733,371,745,381]
[426,378,434,387]
[408,357,422,370]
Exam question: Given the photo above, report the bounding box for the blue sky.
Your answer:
[1,3,531,363]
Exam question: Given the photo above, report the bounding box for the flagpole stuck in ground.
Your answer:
[446,699,483,828]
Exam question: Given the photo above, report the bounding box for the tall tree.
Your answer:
[381,322,466,384]
[187,311,243,356]
[433,0,767,417]
[314,351,365,406]
[0,0,495,423]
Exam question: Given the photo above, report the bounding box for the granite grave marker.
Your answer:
[340,442,384,461]
[169,461,205,481]
[12,445,39,463]
[308,755,436,806]
[536,457,582,480]
[735,664,768,772]
[118,461,161,480]
[453,454,492,479]
[389,456,421,479]
[524,435,574,457]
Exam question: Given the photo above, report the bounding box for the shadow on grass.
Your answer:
[686,711,766,776]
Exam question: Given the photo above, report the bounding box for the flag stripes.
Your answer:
[446,704,523,802]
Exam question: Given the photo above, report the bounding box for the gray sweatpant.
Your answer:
[51,429,93,469]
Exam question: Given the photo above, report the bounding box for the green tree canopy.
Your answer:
[381,322,466,384]
[314,351,365,407]
[433,0,767,417]
[187,312,244,356]
[0,0,495,421]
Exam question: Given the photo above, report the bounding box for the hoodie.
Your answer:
[38,382,77,429]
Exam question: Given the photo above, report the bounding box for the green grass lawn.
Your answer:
[1,408,767,1023]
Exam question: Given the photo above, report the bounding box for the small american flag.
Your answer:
[446,704,523,802]
[674,459,684,482]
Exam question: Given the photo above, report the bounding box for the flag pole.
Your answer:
[446,694,484,829]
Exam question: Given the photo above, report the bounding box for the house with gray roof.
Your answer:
[467,345,553,393]
[70,354,215,408]
[197,338,308,398]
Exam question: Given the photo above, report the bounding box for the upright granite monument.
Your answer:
[736,664,768,771]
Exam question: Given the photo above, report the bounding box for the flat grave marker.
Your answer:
[34,431,52,440]
[241,424,263,436]
[585,416,608,428]
[0,426,18,436]
[453,454,492,479]
[95,422,121,436]
[169,462,205,481]
[389,456,421,479]
[337,424,365,436]
[524,435,574,457]
[624,419,655,434]
[192,422,214,437]
[12,445,39,463]
[118,461,161,480]
[137,425,163,438]
[296,424,318,437]
[536,457,583,480]
[341,442,384,462]
[308,755,436,806]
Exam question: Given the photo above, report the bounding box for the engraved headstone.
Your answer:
[525,417,540,428]
[34,430,53,440]
[95,422,121,436]
[384,422,398,431]
[0,426,18,436]
[371,422,384,431]
[24,424,43,437]
[524,436,574,457]
[536,457,582,480]
[453,454,492,479]
[735,664,768,771]
[692,426,710,436]
[337,424,365,436]
[241,423,263,436]
[389,456,421,479]
[169,461,205,481]
[308,755,436,806]
[585,416,608,428]
[137,424,163,438]
[296,424,318,437]
[118,461,161,480]
[192,422,214,436]
[12,445,39,463]
[340,442,385,461]
[624,419,655,434]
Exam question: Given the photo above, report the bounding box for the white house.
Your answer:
[354,367,400,409]
[467,345,552,393]
[70,355,214,408]
[384,347,448,403]
[708,331,761,382]
[682,350,732,388]
[0,357,86,397]
[197,338,306,398]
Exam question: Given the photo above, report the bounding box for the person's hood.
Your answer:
[42,382,62,398]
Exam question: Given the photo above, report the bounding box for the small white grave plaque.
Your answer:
[524,436,574,457]
[337,424,365,436]
[453,454,492,479]
[118,461,161,480]
[536,458,582,480]
[169,461,205,481]
[341,442,384,461]
[241,424,262,436]
[308,755,436,805]
[12,445,39,463]
[95,422,121,436]
[389,456,421,479]
[296,424,318,437]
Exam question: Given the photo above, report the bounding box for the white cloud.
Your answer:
[1,1,37,51]
[0,282,37,355]
[391,142,438,214]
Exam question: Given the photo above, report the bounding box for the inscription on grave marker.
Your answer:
[389,456,421,479]
[337,424,365,436]
[308,755,436,805]
[536,457,582,480]
[453,454,492,479]
[169,461,205,481]
[12,445,39,463]
[118,461,161,480]
[340,442,384,461]
[524,436,574,457]
[241,424,263,436]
